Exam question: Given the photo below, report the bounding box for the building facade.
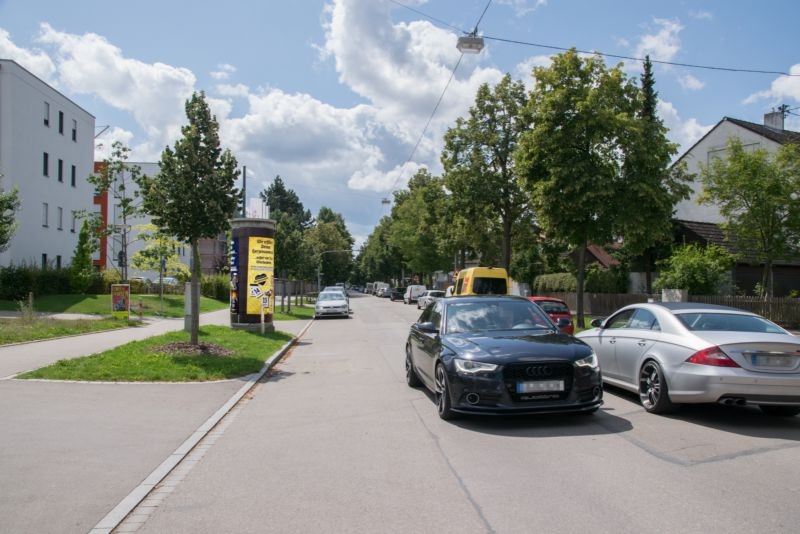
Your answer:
[0,59,96,268]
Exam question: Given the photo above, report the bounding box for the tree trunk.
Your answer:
[190,239,201,345]
[502,211,512,271]
[576,239,587,329]
[644,251,652,294]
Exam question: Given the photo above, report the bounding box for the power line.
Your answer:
[388,0,799,78]
[482,35,800,77]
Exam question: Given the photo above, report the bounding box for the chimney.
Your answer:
[764,109,785,131]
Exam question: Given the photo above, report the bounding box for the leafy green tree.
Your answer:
[130,224,190,281]
[360,216,402,283]
[389,169,451,284]
[0,174,20,252]
[305,206,354,286]
[136,92,240,344]
[69,219,96,293]
[516,50,641,326]
[654,244,734,295]
[259,175,313,228]
[88,141,144,281]
[699,139,800,297]
[442,74,531,271]
[620,56,692,292]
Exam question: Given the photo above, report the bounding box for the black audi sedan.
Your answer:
[406,295,603,420]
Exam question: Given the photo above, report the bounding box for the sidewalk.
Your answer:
[0,309,307,378]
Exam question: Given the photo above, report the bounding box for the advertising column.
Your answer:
[230,218,276,331]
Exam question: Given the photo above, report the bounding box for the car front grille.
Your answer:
[503,361,574,402]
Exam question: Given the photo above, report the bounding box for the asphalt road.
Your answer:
[138,293,800,534]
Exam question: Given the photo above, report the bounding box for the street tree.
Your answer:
[360,216,403,283]
[619,56,692,292]
[516,50,639,327]
[654,243,735,296]
[69,219,97,293]
[305,206,354,286]
[88,141,144,281]
[699,138,800,297]
[130,224,191,281]
[259,175,313,228]
[442,74,531,271]
[0,173,20,252]
[136,91,240,344]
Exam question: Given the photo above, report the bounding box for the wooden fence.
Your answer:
[536,292,800,329]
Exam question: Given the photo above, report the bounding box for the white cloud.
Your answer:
[215,83,250,98]
[349,161,424,191]
[495,0,547,17]
[678,73,705,90]
[515,54,552,90]
[689,10,713,21]
[743,63,800,105]
[0,28,56,81]
[210,63,236,80]
[94,127,135,160]
[37,23,195,160]
[658,100,713,152]
[634,18,683,62]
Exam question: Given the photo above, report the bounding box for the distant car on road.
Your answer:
[576,302,800,416]
[417,290,445,310]
[406,295,602,420]
[403,285,427,305]
[528,296,574,335]
[390,287,406,301]
[314,291,350,319]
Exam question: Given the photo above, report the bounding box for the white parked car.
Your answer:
[417,290,445,310]
[403,285,427,305]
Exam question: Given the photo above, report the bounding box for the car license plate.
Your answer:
[751,354,794,367]
[516,380,564,394]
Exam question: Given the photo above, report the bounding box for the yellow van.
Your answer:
[452,267,510,296]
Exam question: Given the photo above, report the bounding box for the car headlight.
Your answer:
[575,353,598,369]
[454,358,498,375]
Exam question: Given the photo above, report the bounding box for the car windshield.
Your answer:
[318,292,344,301]
[537,300,570,314]
[429,291,444,297]
[445,300,553,334]
[472,277,507,295]
[677,312,786,334]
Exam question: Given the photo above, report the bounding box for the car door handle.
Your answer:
[637,340,647,346]
[609,339,616,344]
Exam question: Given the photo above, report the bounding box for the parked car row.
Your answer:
[406,294,800,421]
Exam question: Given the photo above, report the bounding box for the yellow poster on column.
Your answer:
[246,236,275,315]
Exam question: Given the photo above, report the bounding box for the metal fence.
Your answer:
[535,292,800,329]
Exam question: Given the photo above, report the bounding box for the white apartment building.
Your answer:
[0,59,96,268]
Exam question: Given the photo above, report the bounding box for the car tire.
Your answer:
[435,363,457,420]
[759,405,800,417]
[638,360,676,414]
[406,345,422,388]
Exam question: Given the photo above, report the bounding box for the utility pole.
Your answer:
[241,166,247,217]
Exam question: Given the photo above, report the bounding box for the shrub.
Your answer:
[654,244,734,295]
[585,264,628,294]
[201,274,229,301]
[533,273,576,293]
[0,265,72,299]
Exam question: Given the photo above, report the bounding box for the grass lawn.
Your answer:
[18,325,293,382]
[0,317,139,345]
[273,305,315,321]
[0,294,228,318]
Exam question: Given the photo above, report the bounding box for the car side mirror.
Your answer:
[557,317,571,328]
[416,321,438,334]
[590,318,605,328]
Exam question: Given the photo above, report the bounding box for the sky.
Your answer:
[2,0,799,248]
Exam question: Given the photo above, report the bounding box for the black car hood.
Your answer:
[442,330,592,364]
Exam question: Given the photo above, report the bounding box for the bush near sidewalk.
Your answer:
[18,326,293,382]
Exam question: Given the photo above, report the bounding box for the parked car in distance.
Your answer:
[159,277,179,286]
[365,282,374,295]
[314,291,350,319]
[529,296,574,335]
[417,290,445,310]
[576,302,800,416]
[390,287,406,301]
[404,285,427,305]
[406,295,603,420]
[374,282,390,297]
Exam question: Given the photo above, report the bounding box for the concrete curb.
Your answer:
[89,319,314,534]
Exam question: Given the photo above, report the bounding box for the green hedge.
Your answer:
[0,265,75,300]
[201,274,229,301]
[533,273,576,293]
[533,266,628,294]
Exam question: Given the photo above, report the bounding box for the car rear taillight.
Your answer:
[685,346,740,368]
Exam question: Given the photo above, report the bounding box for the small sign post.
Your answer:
[111,284,130,320]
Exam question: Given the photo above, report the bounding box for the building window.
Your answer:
[71,211,77,233]
[42,203,49,227]
[57,207,63,230]
[58,159,64,182]
[56,255,62,269]
[43,152,49,176]
[72,119,77,141]
[71,165,76,187]
[44,102,50,126]
[42,254,48,269]
[58,111,64,134]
